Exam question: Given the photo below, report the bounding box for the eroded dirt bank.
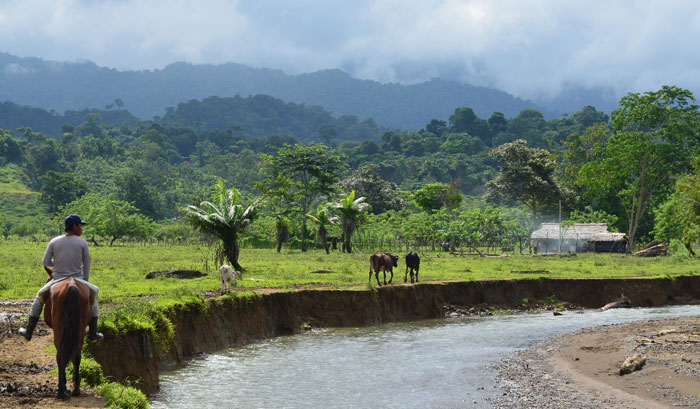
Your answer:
[88,276,700,395]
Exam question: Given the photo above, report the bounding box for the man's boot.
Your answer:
[18,316,39,341]
[88,316,103,343]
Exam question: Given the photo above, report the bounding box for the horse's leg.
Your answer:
[410,268,414,283]
[388,269,393,284]
[57,362,67,399]
[72,353,81,396]
[375,271,381,286]
[415,266,419,283]
[404,265,409,283]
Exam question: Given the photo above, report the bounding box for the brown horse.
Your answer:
[43,278,92,399]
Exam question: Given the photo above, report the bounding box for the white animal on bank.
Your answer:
[220,264,242,293]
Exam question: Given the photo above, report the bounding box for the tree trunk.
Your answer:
[686,242,696,257]
[224,241,243,271]
[320,227,329,255]
[301,217,308,252]
[110,236,119,246]
[343,225,353,254]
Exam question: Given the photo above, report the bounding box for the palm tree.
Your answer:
[306,205,338,254]
[184,179,262,270]
[332,190,370,253]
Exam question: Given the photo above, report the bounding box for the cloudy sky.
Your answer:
[1,0,698,100]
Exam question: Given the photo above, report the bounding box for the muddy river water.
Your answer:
[150,305,700,408]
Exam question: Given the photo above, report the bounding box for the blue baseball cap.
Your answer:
[65,214,88,229]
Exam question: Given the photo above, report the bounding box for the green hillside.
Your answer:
[0,164,46,221]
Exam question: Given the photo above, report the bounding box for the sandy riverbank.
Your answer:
[492,315,700,408]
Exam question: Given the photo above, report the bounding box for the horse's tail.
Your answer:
[58,285,82,367]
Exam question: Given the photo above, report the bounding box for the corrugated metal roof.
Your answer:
[531,223,625,242]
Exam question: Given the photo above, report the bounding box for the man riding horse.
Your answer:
[18,214,103,343]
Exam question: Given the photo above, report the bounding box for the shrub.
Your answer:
[97,382,149,409]
[67,356,105,387]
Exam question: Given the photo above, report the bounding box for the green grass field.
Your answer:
[2,241,699,307]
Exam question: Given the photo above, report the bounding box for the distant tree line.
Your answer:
[1,86,699,257]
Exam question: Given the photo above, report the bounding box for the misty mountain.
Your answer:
[532,84,621,117]
[0,52,582,130]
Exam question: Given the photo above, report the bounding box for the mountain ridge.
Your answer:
[1,52,553,129]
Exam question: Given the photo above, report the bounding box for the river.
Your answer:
[150,305,700,408]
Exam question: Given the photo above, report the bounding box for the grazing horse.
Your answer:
[404,252,420,283]
[369,253,399,286]
[44,278,92,399]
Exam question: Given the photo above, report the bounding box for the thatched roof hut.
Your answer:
[530,223,627,254]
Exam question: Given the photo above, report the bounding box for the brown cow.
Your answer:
[369,253,399,286]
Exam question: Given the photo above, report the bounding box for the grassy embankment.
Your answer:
[2,241,699,302]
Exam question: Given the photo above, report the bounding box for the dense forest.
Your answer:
[0,86,698,255]
[0,95,385,142]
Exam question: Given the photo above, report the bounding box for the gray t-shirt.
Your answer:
[42,234,91,281]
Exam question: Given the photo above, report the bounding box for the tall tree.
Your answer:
[256,173,295,253]
[184,179,262,270]
[410,182,463,213]
[60,193,155,246]
[332,190,370,253]
[653,194,700,256]
[258,144,345,252]
[654,158,700,255]
[579,86,700,251]
[39,171,88,214]
[339,164,403,214]
[485,139,563,226]
[113,170,159,219]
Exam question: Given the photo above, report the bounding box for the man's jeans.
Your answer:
[29,276,99,318]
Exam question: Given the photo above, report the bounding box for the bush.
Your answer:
[668,239,687,256]
[97,382,149,409]
[67,356,105,387]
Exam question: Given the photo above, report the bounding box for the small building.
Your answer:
[530,223,627,254]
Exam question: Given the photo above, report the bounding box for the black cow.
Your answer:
[369,253,399,286]
[404,252,420,283]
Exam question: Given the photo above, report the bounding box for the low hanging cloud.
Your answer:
[1,0,699,100]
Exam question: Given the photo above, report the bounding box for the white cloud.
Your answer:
[0,0,698,99]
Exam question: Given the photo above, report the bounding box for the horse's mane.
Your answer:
[57,285,82,368]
